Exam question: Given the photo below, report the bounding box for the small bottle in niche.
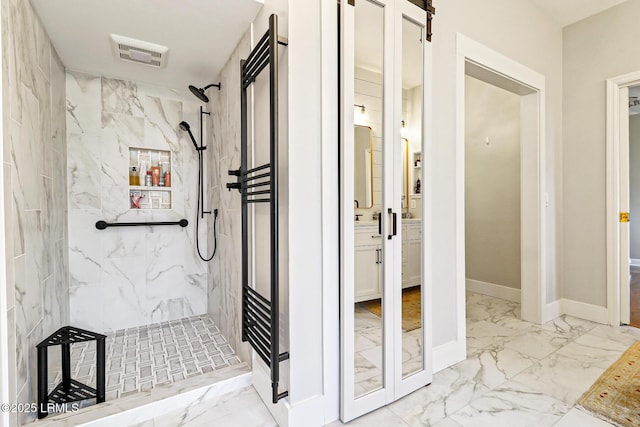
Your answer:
[145,171,152,186]
[415,178,421,194]
[164,171,171,187]
[151,166,160,186]
[129,166,140,186]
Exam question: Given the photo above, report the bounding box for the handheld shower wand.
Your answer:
[179,121,199,151]
[178,109,218,262]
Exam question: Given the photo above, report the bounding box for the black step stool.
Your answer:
[36,326,106,419]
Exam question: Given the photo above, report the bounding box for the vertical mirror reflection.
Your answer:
[353,0,385,398]
[401,16,424,378]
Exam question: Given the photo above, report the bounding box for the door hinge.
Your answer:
[621,212,630,223]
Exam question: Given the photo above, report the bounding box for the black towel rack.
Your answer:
[95,219,188,230]
[227,14,289,404]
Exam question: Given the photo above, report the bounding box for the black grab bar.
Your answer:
[95,219,188,230]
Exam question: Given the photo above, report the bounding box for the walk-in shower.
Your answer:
[180,83,221,262]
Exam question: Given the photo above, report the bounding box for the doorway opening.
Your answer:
[455,35,547,355]
[629,86,640,327]
[464,74,523,318]
[605,71,640,328]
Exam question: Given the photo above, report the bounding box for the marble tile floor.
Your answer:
[116,292,640,426]
[330,291,639,426]
[130,385,277,427]
[354,304,424,396]
[46,314,241,405]
[228,293,640,427]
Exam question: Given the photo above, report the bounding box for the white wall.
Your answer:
[465,75,521,290]
[563,0,640,306]
[630,114,640,259]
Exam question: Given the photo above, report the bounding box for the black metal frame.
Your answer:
[36,326,106,419]
[406,0,436,41]
[227,14,289,404]
[95,219,188,229]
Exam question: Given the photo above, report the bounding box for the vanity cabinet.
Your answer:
[402,221,421,287]
[355,221,421,302]
[354,224,383,302]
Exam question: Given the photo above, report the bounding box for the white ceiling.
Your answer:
[528,0,628,27]
[30,0,263,97]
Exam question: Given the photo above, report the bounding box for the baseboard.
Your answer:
[631,258,640,267]
[542,300,562,323]
[561,298,609,324]
[432,339,466,373]
[253,358,327,427]
[466,279,521,303]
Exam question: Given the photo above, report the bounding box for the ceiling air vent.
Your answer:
[110,34,169,68]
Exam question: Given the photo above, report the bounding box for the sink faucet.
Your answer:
[354,199,359,208]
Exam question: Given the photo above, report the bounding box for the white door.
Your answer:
[340,0,432,420]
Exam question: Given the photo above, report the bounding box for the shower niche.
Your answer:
[129,147,172,210]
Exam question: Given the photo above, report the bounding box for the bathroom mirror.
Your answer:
[354,125,374,209]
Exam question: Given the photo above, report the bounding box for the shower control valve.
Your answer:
[226,182,241,191]
[227,168,242,193]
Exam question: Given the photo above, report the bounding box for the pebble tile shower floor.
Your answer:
[48,315,241,401]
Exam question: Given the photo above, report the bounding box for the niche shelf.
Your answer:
[129,147,172,210]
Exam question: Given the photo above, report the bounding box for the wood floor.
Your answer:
[630,266,640,328]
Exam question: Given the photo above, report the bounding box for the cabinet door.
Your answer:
[405,239,421,286]
[355,245,381,301]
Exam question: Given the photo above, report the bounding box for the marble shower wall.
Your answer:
[206,16,291,374]
[66,71,209,333]
[205,32,251,365]
[1,0,69,424]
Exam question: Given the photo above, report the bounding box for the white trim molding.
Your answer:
[606,70,640,326]
[456,33,548,355]
[542,300,562,323]
[433,340,466,374]
[542,299,608,325]
[562,299,609,325]
[631,259,640,267]
[466,279,521,303]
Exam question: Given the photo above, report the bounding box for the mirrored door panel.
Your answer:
[352,0,386,399]
[400,16,424,379]
[341,0,431,421]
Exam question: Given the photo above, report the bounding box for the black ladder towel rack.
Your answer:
[227,14,289,404]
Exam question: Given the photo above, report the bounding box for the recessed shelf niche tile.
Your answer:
[129,147,172,210]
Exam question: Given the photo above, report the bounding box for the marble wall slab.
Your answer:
[205,32,252,365]
[66,71,209,334]
[1,0,69,424]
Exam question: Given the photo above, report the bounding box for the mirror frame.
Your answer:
[355,125,375,209]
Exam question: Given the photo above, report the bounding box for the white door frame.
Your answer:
[455,34,547,339]
[605,70,640,326]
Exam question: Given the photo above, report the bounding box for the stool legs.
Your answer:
[37,347,48,419]
[61,343,71,393]
[96,337,105,403]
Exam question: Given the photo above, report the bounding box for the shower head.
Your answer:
[179,121,198,151]
[188,83,221,103]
